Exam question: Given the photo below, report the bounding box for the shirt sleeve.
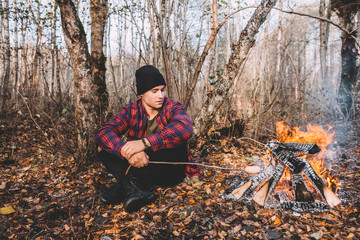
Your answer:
[96,107,129,158]
[146,101,193,151]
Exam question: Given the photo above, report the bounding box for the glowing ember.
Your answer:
[274,121,338,193]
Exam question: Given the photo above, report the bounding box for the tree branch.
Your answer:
[272,7,360,48]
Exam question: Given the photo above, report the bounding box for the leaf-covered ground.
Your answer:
[1,112,359,239]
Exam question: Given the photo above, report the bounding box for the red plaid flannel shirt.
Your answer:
[96,97,201,177]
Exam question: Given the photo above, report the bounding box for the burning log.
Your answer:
[232,141,340,210]
[232,165,274,199]
[281,142,321,155]
[265,141,306,173]
[281,201,327,212]
[253,164,285,206]
[291,172,314,202]
[302,161,341,207]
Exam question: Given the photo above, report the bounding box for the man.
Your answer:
[96,65,201,213]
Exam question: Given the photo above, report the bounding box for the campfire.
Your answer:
[232,122,341,211]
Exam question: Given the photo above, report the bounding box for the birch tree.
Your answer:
[0,0,10,115]
[56,0,96,158]
[319,0,330,86]
[193,0,278,138]
[51,0,63,111]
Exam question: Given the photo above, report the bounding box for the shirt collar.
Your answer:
[137,97,168,119]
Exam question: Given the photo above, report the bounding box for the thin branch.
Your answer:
[238,137,266,146]
[150,161,245,171]
[272,7,360,48]
[219,6,258,28]
[18,92,52,146]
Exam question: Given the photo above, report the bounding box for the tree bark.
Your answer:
[0,0,10,115]
[183,0,219,109]
[90,0,109,124]
[319,0,330,86]
[331,0,360,116]
[56,0,96,158]
[192,0,278,138]
[13,0,20,107]
[51,0,63,112]
[147,0,158,67]
[29,1,42,104]
[150,0,172,97]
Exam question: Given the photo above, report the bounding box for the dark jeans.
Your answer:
[98,144,187,187]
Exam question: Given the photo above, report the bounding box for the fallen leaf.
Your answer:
[346,233,355,239]
[274,217,281,225]
[310,230,323,239]
[131,234,145,240]
[184,217,192,225]
[64,224,70,231]
[173,231,180,236]
[0,206,15,215]
[232,225,242,233]
[167,207,174,217]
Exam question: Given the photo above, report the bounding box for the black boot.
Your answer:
[100,182,124,205]
[122,175,155,213]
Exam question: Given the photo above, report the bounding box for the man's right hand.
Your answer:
[128,151,149,168]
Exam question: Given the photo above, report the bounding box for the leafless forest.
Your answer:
[1,0,359,145]
[1,0,360,239]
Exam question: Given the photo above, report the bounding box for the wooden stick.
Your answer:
[125,161,245,176]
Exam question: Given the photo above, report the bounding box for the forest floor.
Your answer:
[0,111,360,240]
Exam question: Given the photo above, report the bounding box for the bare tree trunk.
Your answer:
[91,0,109,124]
[147,0,158,67]
[192,0,278,138]
[13,0,20,108]
[0,1,3,77]
[56,0,96,159]
[331,1,359,116]
[51,0,63,111]
[319,0,330,85]
[20,17,29,94]
[0,0,10,115]
[184,0,218,109]
[30,1,42,105]
[149,0,172,97]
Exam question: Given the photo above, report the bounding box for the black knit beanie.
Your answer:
[136,65,166,95]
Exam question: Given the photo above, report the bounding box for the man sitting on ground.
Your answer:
[96,65,201,212]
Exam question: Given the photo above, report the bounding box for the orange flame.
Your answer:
[274,121,338,192]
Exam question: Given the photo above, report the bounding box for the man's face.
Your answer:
[141,85,166,110]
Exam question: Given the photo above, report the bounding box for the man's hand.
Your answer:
[121,140,145,159]
[128,151,149,168]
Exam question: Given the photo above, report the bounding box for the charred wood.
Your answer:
[266,141,306,173]
[291,172,314,202]
[302,161,340,207]
[281,201,327,212]
[253,164,285,206]
[281,142,321,155]
[232,164,274,199]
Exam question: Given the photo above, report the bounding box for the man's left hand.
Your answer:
[121,140,145,159]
